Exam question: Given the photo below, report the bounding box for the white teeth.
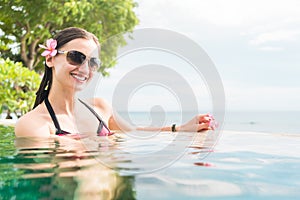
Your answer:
[71,74,87,81]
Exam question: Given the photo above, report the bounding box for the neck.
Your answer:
[47,83,77,115]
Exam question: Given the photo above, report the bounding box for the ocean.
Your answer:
[118,110,300,134]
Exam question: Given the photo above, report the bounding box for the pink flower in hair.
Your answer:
[39,39,57,57]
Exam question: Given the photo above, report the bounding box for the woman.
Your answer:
[15,27,215,138]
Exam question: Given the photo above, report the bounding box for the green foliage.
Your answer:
[0,125,25,197]
[0,125,15,156]
[0,0,139,74]
[0,58,41,117]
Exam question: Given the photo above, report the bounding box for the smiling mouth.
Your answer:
[70,73,88,82]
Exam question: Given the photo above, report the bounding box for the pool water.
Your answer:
[0,125,300,200]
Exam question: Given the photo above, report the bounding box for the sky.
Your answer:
[92,0,300,112]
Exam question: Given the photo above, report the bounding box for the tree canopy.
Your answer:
[0,0,139,75]
[0,58,40,118]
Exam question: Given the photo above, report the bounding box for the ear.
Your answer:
[45,56,54,68]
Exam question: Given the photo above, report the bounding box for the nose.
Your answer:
[78,60,90,73]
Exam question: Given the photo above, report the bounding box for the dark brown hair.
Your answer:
[33,27,100,108]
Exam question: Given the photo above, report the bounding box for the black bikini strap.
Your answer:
[78,99,110,130]
[44,97,62,133]
[78,99,103,121]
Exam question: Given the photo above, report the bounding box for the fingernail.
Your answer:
[203,163,214,167]
[209,120,216,130]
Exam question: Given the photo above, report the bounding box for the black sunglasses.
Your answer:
[57,50,101,71]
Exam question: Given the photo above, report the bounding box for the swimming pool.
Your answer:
[0,125,299,199]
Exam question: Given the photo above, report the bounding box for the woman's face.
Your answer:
[50,38,99,92]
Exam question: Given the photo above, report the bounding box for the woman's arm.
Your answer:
[93,97,217,133]
[109,113,215,133]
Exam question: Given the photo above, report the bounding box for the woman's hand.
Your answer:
[177,114,217,132]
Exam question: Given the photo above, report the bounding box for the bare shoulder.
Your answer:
[14,105,51,138]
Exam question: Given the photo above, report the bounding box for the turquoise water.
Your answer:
[1,111,300,199]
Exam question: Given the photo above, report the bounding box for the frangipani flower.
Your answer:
[39,39,57,57]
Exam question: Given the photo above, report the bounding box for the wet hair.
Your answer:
[33,27,100,108]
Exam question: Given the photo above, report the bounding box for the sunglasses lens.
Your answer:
[62,50,100,71]
[67,51,86,65]
[89,58,101,71]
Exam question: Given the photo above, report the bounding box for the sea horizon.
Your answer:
[2,110,299,135]
[117,110,300,135]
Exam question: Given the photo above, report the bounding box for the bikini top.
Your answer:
[44,97,113,136]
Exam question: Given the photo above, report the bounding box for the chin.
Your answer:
[74,84,88,92]
[67,82,88,92]
[70,77,92,92]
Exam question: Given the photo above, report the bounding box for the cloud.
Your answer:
[137,0,300,28]
[258,46,283,52]
[136,0,300,51]
[225,84,300,111]
[249,30,300,46]
[102,0,300,111]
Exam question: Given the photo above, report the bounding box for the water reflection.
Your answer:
[1,127,214,199]
[1,135,136,199]
[88,131,213,174]
[1,125,300,199]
